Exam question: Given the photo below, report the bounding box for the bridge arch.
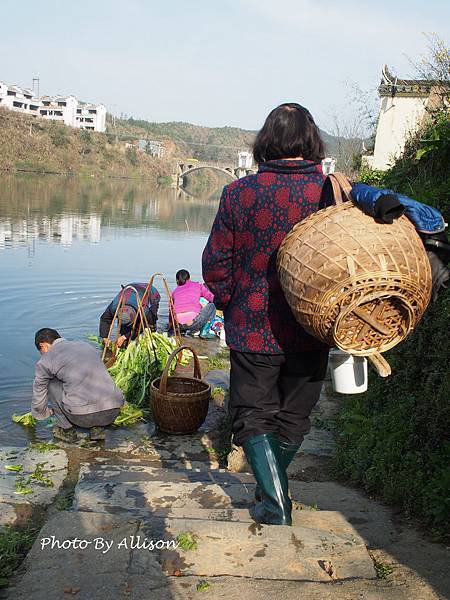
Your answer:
[176,161,256,189]
[179,165,238,182]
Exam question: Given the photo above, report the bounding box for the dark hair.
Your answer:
[176,269,190,285]
[35,328,61,350]
[253,103,325,164]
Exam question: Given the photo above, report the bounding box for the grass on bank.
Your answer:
[334,106,450,538]
[0,523,39,588]
[0,108,172,182]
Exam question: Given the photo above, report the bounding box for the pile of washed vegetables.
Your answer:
[107,330,179,407]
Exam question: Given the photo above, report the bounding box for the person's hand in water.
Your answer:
[117,335,127,348]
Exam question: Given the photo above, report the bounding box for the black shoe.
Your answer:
[53,426,77,444]
[243,433,292,525]
[255,439,301,503]
[89,426,106,441]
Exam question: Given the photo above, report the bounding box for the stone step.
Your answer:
[11,511,375,598]
[77,456,255,483]
[102,424,221,468]
[73,457,396,548]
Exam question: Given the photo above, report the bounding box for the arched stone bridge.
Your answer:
[176,161,256,188]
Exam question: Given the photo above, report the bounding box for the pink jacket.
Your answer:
[172,280,214,324]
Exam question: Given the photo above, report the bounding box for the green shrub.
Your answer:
[358,166,385,187]
[49,124,68,147]
[125,146,139,166]
[333,291,450,535]
[80,129,92,144]
[334,106,450,537]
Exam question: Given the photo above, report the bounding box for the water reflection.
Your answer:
[0,174,219,250]
[0,214,102,250]
[0,173,220,445]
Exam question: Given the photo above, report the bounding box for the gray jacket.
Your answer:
[32,338,124,419]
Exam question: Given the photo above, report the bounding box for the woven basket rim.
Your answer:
[151,377,210,397]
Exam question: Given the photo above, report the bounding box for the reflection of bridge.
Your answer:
[175,161,256,188]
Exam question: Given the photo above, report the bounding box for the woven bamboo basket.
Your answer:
[277,173,432,370]
[150,345,211,435]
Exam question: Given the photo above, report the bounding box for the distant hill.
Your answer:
[0,108,171,181]
[109,116,342,162]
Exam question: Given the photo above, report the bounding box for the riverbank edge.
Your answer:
[0,166,175,183]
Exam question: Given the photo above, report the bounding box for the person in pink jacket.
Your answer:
[172,269,216,337]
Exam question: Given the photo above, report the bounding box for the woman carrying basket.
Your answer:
[202,103,329,526]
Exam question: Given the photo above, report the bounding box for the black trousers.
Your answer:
[229,349,329,446]
[48,380,121,430]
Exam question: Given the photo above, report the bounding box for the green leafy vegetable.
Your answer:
[5,465,23,472]
[14,477,33,495]
[29,442,59,453]
[87,333,102,347]
[196,580,210,591]
[29,462,54,487]
[113,402,145,426]
[12,413,37,427]
[176,531,198,551]
[211,386,224,399]
[108,331,184,407]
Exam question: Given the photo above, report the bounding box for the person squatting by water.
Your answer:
[203,103,330,526]
[99,282,160,348]
[171,269,216,338]
[31,328,124,443]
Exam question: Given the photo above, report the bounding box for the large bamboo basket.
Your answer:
[277,173,432,365]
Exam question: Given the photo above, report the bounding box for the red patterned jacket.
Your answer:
[202,159,328,354]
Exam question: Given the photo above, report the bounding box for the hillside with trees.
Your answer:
[0,108,172,182]
[109,116,342,163]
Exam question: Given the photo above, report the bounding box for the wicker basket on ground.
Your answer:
[150,345,210,434]
[277,173,432,373]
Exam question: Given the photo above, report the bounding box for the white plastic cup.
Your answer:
[329,349,368,394]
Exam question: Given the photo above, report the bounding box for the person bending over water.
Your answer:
[31,328,124,443]
[171,269,216,338]
[99,282,160,348]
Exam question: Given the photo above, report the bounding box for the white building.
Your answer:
[321,157,336,175]
[75,103,106,132]
[138,139,165,157]
[0,78,106,133]
[39,95,78,127]
[0,81,41,116]
[238,151,253,168]
[364,66,442,171]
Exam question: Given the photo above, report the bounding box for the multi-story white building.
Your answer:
[0,81,41,116]
[75,103,106,132]
[39,95,78,127]
[0,79,106,132]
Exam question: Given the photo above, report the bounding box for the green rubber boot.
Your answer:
[255,439,300,503]
[243,433,292,526]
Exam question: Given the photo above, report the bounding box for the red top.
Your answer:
[202,159,328,354]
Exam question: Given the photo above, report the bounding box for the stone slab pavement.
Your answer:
[71,456,396,549]
[7,509,375,600]
[0,447,67,525]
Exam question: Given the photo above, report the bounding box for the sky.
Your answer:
[1,0,449,133]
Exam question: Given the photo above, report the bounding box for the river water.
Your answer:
[0,174,219,445]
